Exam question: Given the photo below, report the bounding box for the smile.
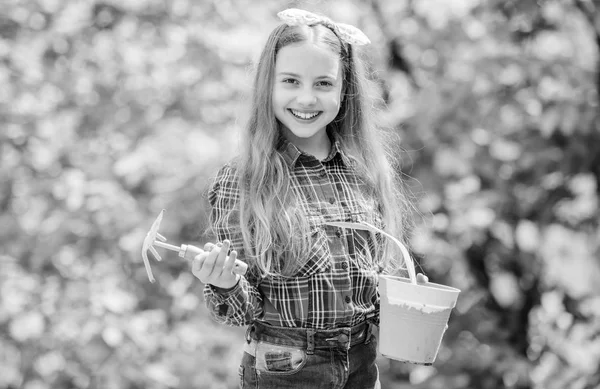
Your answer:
[289,109,322,120]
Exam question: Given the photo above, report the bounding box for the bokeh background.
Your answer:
[1,0,600,388]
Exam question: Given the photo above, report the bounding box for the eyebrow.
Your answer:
[277,72,336,80]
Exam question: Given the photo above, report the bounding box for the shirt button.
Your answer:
[319,171,327,178]
[341,262,348,269]
[329,197,335,204]
[335,229,342,238]
[344,296,351,303]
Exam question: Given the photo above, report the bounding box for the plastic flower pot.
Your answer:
[378,274,460,364]
[326,221,460,365]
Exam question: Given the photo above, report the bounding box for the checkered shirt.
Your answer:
[203,137,384,329]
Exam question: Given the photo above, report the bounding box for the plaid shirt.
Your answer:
[203,136,384,329]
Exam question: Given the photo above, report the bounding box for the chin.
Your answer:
[284,126,323,140]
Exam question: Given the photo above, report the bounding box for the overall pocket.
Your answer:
[254,341,307,375]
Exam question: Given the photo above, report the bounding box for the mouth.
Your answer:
[288,109,322,121]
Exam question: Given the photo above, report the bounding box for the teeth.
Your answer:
[291,110,319,120]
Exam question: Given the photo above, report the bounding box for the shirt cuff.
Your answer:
[206,277,243,301]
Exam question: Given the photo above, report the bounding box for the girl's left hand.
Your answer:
[416,273,429,284]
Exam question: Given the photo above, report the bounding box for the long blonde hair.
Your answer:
[233,22,414,277]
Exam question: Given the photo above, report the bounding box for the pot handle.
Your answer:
[324,221,417,284]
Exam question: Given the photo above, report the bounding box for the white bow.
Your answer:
[277,8,371,46]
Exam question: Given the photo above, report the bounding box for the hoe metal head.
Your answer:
[141,209,168,283]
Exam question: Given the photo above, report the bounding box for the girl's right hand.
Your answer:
[191,240,240,291]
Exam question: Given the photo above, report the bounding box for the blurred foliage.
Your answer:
[1,0,599,388]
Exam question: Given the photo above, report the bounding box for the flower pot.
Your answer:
[325,220,461,364]
[378,275,460,365]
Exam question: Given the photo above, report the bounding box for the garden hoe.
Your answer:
[141,209,248,283]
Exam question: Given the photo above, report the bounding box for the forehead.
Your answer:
[275,42,341,78]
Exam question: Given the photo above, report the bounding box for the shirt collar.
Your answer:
[277,132,354,168]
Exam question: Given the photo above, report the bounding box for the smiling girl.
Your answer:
[191,9,423,389]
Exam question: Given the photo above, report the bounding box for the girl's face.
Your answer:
[272,42,343,152]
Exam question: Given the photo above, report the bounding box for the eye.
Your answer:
[282,78,299,85]
[316,80,333,88]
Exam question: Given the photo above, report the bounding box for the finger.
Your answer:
[196,248,220,282]
[416,273,429,284]
[204,242,215,251]
[192,252,207,275]
[223,250,238,274]
[213,240,231,276]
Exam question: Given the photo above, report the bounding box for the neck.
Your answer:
[285,130,331,161]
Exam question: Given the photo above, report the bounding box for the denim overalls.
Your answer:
[238,320,381,389]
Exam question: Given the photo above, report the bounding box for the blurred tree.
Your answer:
[380,0,600,388]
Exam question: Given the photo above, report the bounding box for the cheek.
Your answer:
[335,86,344,107]
[271,90,283,108]
[272,87,291,105]
[329,94,342,109]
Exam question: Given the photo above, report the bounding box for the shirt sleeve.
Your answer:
[202,162,264,326]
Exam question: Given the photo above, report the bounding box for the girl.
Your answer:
[192,8,425,389]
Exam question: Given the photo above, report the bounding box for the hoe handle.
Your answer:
[180,244,248,276]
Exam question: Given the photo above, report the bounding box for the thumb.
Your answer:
[416,273,429,284]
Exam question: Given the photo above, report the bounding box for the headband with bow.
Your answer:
[277,8,371,46]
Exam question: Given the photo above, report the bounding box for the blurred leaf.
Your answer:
[515,219,540,253]
[9,311,45,342]
[489,272,523,309]
[541,225,600,299]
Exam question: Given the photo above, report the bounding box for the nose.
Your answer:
[297,88,317,107]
